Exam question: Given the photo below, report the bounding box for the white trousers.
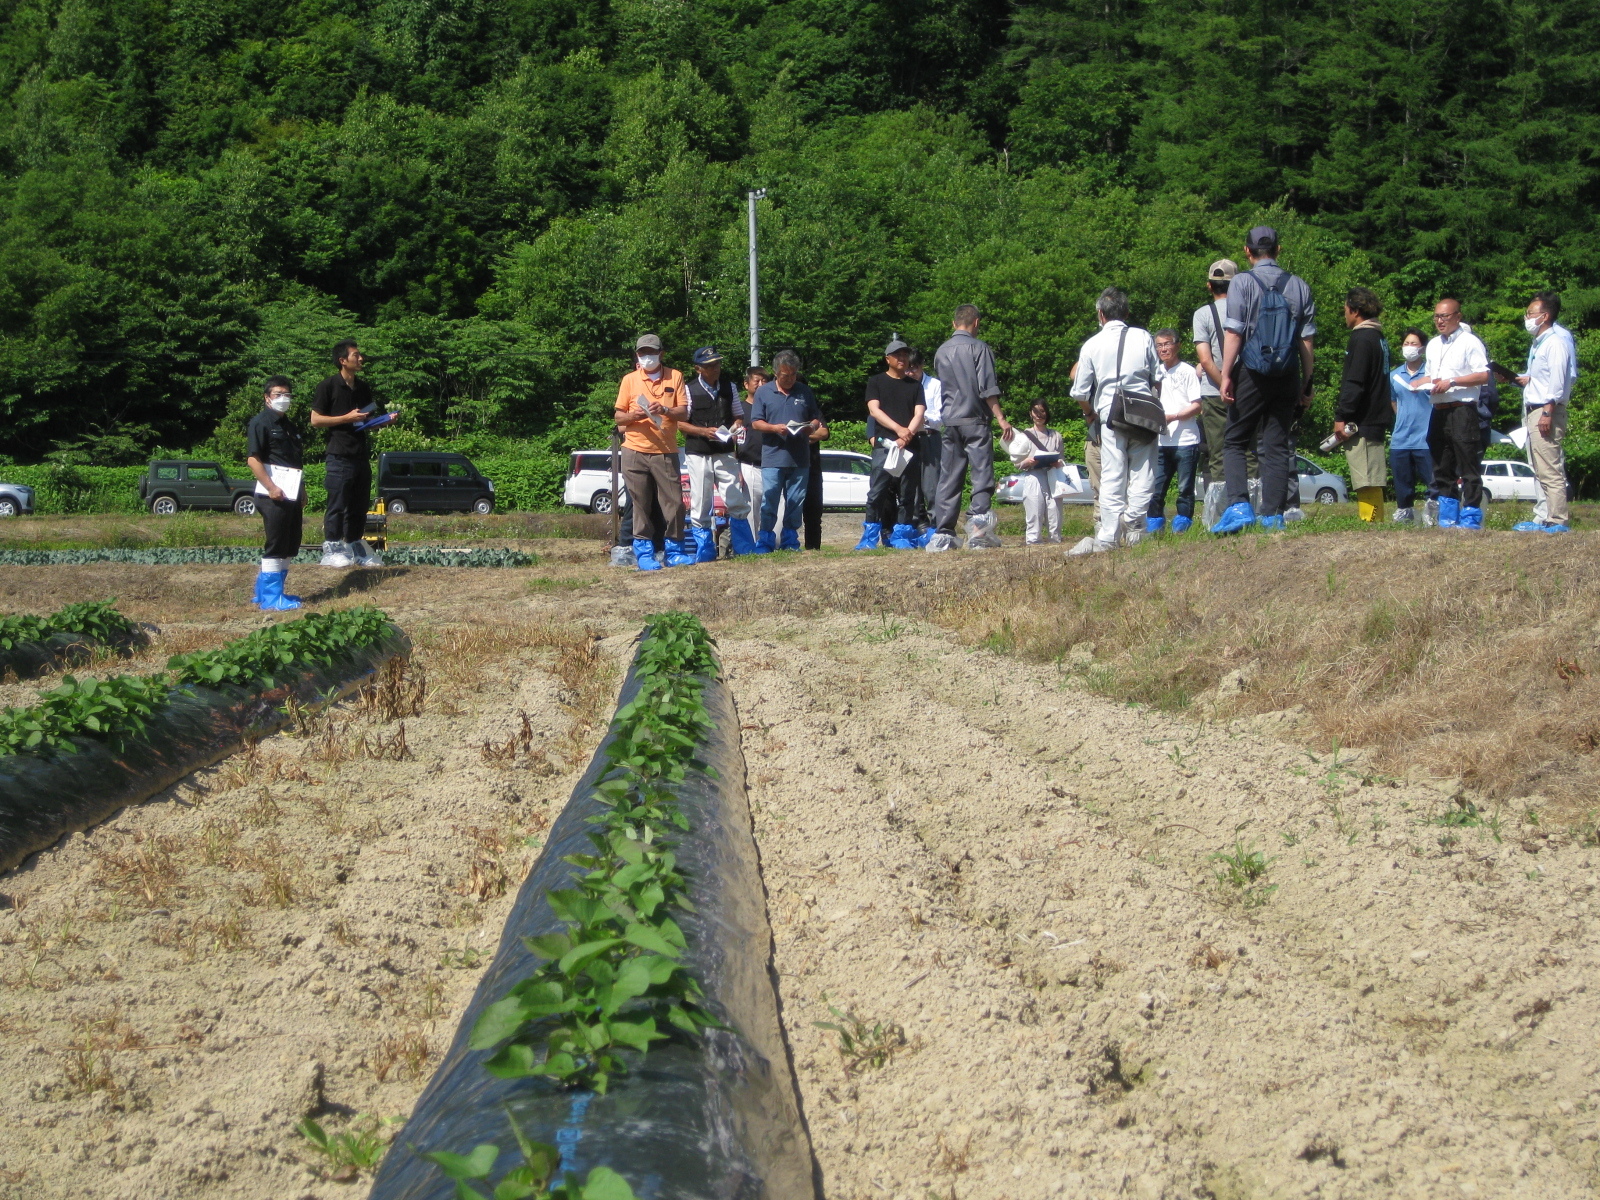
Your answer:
[1096,430,1158,544]
[740,463,764,534]
[1020,471,1061,542]
[685,453,750,528]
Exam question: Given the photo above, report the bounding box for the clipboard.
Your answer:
[254,466,303,500]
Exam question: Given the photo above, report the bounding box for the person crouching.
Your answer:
[246,376,306,610]
[680,346,755,559]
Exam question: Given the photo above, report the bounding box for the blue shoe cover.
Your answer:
[888,523,918,549]
[1258,513,1286,530]
[1170,515,1192,533]
[1210,502,1256,535]
[1458,506,1483,530]
[690,526,717,562]
[1146,516,1165,534]
[664,537,697,566]
[257,572,302,610]
[854,521,883,550]
[252,572,268,607]
[633,538,662,571]
[728,521,758,556]
[1541,522,1571,533]
[1438,498,1460,527]
[1513,521,1543,532]
[754,530,776,554]
[779,528,801,552]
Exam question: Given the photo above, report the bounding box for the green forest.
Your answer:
[1,0,1596,489]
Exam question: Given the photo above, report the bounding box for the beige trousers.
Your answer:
[1524,404,1569,524]
[1086,438,1101,524]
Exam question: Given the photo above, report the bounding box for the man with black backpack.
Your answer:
[1213,226,1316,534]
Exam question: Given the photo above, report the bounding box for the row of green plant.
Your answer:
[0,600,133,654]
[425,612,722,1200]
[0,607,395,759]
[0,548,537,568]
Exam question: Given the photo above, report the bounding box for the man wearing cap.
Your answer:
[678,346,754,559]
[750,349,827,552]
[856,338,926,550]
[1193,259,1253,522]
[927,304,1013,551]
[613,334,694,570]
[1214,226,1316,534]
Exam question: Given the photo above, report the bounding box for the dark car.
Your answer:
[378,452,495,515]
[138,460,258,516]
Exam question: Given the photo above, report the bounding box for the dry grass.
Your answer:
[92,834,185,906]
[369,1029,432,1082]
[931,532,1600,827]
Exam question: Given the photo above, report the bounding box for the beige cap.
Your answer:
[1208,259,1239,282]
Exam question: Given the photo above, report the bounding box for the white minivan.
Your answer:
[563,449,875,512]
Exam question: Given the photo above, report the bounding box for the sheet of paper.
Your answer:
[255,466,303,500]
[786,420,806,435]
[637,395,662,428]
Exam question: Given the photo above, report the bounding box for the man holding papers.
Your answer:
[311,339,395,567]
[246,376,306,610]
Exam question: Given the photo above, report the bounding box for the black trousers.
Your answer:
[867,444,917,527]
[804,449,824,550]
[259,494,304,559]
[323,454,372,542]
[911,429,941,527]
[1430,403,1483,508]
[1224,369,1300,516]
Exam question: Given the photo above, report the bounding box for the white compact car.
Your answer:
[995,463,1095,506]
[1480,459,1539,502]
[562,449,876,513]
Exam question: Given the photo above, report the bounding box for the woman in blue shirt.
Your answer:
[1389,327,1434,522]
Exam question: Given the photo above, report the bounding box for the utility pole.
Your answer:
[747,188,767,370]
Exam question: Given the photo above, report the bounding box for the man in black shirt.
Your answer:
[245,375,305,610]
[310,340,392,567]
[679,346,755,559]
[856,338,926,550]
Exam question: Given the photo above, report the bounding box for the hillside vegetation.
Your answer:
[1,0,1596,472]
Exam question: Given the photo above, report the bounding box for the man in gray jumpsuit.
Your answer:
[926,304,1014,551]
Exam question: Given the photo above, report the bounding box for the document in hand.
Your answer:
[254,466,303,500]
[638,395,662,428]
[785,420,807,435]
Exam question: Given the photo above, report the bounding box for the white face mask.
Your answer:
[1401,343,1423,362]
[1524,316,1544,335]
[638,354,661,373]
[267,395,292,412]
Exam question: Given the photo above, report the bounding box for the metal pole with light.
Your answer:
[747,188,767,369]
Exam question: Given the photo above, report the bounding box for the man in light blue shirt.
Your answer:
[1388,327,1433,523]
[1513,291,1577,533]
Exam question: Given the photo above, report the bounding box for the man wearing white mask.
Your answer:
[245,376,306,610]
[613,333,694,570]
[1067,288,1163,556]
[1513,292,1577,533]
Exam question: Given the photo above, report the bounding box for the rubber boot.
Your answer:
[1170,515,1192,533]
[1458,505,1483,530]
[633,538,662,571]
[754,530,776,554]
[728,521,758,557]
[1437,497,1460,528]
[778,528,801,552]
[690,526,717,562]
[1146,516,1165,535]
[1210,502,1256,535]
[888,523,918,549]
[854,521,884,550]
[1356,486,1385,523]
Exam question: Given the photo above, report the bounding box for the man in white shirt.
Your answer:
[1512,291,1576,533]
[906,348,943,542]
[1147,329,1203,533]
[1067,287,1162,555]
[1423,298,1490,529]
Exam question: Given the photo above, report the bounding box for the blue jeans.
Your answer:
[1391,448,1433,508]
[1149,445,1199,519]
[759,466,807,533]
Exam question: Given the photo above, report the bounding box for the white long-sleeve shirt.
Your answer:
[1523,324,1577,407]
[1424,327,1488,408]
[1070,321,1161,422]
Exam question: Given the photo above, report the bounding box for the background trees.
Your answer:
[0,0,1593,468]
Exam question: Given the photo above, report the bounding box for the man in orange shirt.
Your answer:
[614,333,693,570]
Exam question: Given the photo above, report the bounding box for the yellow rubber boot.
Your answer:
[1357,486,1385,523]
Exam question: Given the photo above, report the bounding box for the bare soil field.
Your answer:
[0,529,1596,1200]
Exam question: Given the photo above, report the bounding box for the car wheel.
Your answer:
[0,498,17,517]
[1315,488,1337,505]
[151,495,178,516]
[386,497,408,515]
[232,494,257,516]
[472,496,494,516]
[589,491,613,515]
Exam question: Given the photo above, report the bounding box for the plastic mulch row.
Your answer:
[0,626,151,683]
[367,643,815,1200]
[0,628,409,875]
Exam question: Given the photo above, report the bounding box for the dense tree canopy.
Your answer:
[0,0,1594,463]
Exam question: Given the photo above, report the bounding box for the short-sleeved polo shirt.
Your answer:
[614,368,684,454]
[750,381,822,468]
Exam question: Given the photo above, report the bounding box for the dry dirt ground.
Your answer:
[0,533,1597,1200]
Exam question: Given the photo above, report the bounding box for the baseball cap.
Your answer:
[692,346,723,365]
[884,337,911,356]
[635,333,662,352]
[1207,259,1238,282]
[1245,226,1279,252]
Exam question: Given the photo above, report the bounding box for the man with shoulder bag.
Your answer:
[1067,288,1164,556]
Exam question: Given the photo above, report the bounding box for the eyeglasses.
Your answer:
[1432,312,1459,322]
